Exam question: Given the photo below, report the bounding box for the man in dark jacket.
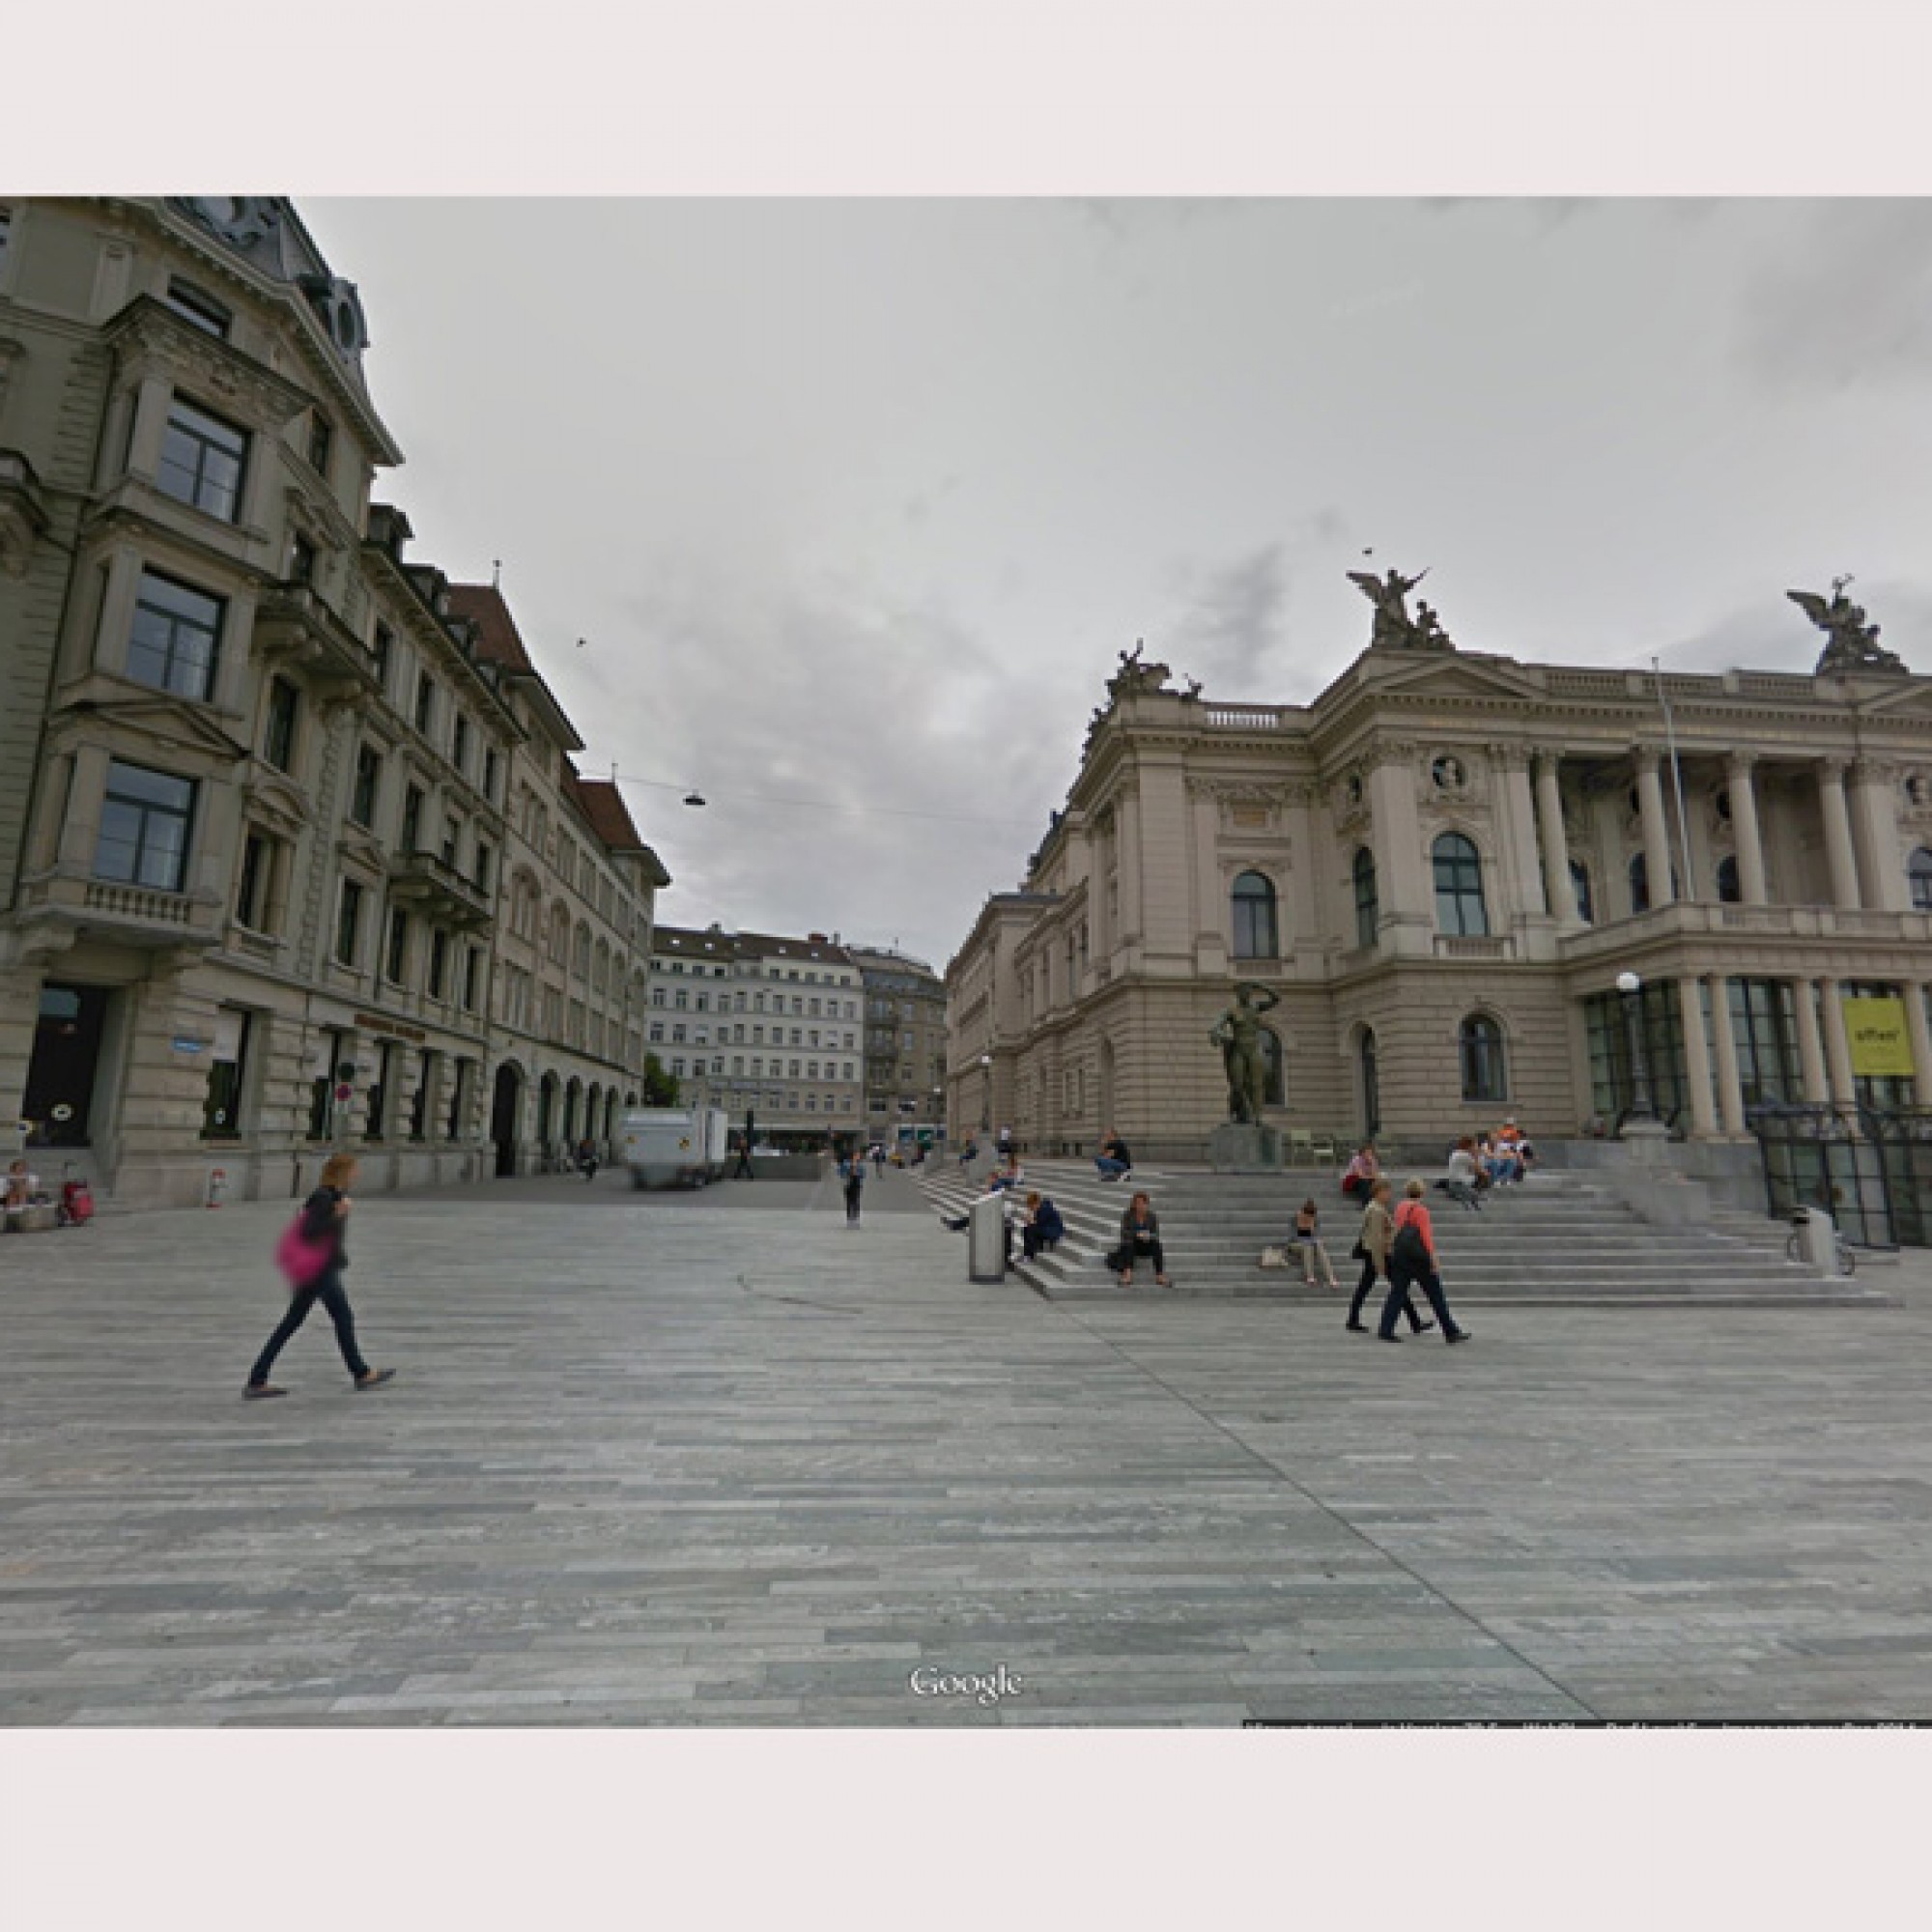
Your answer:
[1094,1130,1132,1182]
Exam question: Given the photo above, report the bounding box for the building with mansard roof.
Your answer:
[0,197,667,1208]
[945,623,1932,1218]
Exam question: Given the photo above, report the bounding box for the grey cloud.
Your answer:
[1737,201,1932,391]
[1163,543,1290,694]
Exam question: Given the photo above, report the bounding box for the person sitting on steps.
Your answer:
[1094,1129,1132,1183]
[1109,1191,1170,1287]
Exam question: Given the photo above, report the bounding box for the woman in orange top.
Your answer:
[1378,1178,1470,1345]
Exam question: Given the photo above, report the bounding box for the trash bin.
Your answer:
[1790,1205,1837,1273]
[968,1193,1008,1282]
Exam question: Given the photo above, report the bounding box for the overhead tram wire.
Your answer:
[607,770,1041,830]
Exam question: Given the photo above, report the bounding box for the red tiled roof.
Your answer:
[571,774,646,853]
[445,583,535,674]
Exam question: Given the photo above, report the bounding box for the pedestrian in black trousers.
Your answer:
[245,1153,396,1398]
[1348,1177,1433,1334]
[1378,1179,1470,1345]
[843,1157,866,1227]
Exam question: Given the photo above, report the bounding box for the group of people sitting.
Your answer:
[1340,1119,1534,1215]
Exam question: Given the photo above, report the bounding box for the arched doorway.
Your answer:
[1358,1028,1381,1139]
[585,1082,602,1150]
[563,1077,582,1146]
[491,1061,525,1178]
[605,1090,619,1139]
[537,1072,558,1161]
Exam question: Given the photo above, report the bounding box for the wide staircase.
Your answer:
[918,1156,1889,1307]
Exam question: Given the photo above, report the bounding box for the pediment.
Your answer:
[1365,651,1551,706]
[62,687,250,762]
[1849,675,1932,723]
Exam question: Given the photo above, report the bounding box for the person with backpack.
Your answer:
[842,1153,866,1227]
[1378,1178,1470,1345]
[244,1153,395,1399]
[1348,1178,1433,1335]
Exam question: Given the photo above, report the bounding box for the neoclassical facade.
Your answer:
[0,197,667,1208]
[946,634,1932,1179]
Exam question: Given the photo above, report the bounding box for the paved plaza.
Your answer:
[4,1163,1932,1726]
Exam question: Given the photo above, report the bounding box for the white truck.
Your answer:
[620,1106,730,1190]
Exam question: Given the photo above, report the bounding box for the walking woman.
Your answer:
[1111,1191,1171,1287]
[1348,1178,1433,1335]
[245,1153,395,1398]
[1292,1197,1341,1290]
[1378,1178,1471,1345]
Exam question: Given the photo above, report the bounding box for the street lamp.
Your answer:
[1615,970,1658,1124]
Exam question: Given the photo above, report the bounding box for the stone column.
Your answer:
[1496,747,1547,918]
[1116,788,1143,944]
[1707,974,1747,1134]
[126,372,174,484]
[1634,747,1674,905]
[1368,743,1431,954]
[1188,782,1223,963]
[1849,760,1907,913]
[1727,752,1769,905]
[1676,975,1719,1138]
[1817,759,1861,911]
[55,745,113,872]
[86,545,146,680]
[1819,976,1857,1107]
[1792,977,1830,1104]
[1534,752,1579,924]
[1905,982,1932,1108]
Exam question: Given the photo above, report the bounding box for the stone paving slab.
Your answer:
[4,1167,1932,1725]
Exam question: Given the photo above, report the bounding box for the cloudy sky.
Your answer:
[298,198,1932,969]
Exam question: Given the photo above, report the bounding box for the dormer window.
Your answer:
[163,279,231,339]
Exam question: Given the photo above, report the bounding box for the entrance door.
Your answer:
[492,1063,523,1177]
[24,984,110,1148]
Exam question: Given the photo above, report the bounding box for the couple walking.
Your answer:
[1347,1176,1471,1345]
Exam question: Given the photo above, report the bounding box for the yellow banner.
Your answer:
[1843,997,1916,1078]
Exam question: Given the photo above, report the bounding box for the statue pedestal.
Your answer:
[1617,1117,1672,1167]
[1208,1122,1284,1174]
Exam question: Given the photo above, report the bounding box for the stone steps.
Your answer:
[919,1161,1889,1307]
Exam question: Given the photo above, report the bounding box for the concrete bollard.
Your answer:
[968,1193,1008,1283]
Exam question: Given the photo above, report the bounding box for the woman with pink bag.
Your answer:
[244,1153,395,1400]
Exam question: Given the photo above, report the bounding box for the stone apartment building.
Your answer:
[647,924,864,1145]
[843,943,948,1147]
[947,622,1932,1203]
[0,196,667,1209]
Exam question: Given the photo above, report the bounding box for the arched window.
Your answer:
[1569,859,1594,924]
[1911,848,1932,911]
[1716,855,1742,904]
[1459,1012,1508,1103]
[1352,848,1378,949]
[1231,870,1279,959]
[1433,833,1488,937]
[1629,851,1650,915]
[1259,1026,1285,1107]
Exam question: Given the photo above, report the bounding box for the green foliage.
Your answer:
[640,1052,679,1107]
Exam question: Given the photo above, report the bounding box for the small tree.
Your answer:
[640,1052,679,1107]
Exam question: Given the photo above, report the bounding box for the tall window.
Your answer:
[1352,848,1378,949]
[401,784,424,853]
[263,676,298,772]
[234,831,284,933]
[428,929,449,999]
[199,1009,250,1141]
[1459,1012,1508,1102]
[372,623,393,694]
[350,745,382,828]
[95,760,194,891]
[1727,978,1798,1109]
[1433,833,1489,937]
[334,878,364,967]
[366,1041,395,1143]
[451,714,469,775]
[413,671,436,735]
[157,397,247,521]
[1231,870,1279,959]
[288,532,317,586]
[384,906,410,983]
[1911,848,1932,911]
[1716,855,1742,904]
[128,569,222,700]
[446,1060,469,1141]
[1569,859,1594,924]
[1629,851,1651,915]
[463,947,481,1012]
[306,412,333,478]
[482,747,499,803]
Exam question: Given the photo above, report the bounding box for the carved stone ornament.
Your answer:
[1788,578,1907,676]
[1903,772,1932,816]
[1106,639,1179,700]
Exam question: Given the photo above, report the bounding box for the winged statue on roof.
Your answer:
[1786,578,1905,675]
[1347,563,1432,649]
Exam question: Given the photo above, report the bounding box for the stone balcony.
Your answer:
[10,867,224,952]
[1556,898,1932,969]
[386,848,495,929]
[252,582,383,702]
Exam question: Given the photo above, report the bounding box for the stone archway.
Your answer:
[585,1082,602,1151]
[537,1071,559,1159]
[563,1076,582,1146]
[491,1060,526,1178]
